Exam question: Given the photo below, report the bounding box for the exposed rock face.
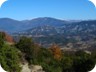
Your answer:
[21,63,45,72]
[30,65,45,72]
[21,63,31,72]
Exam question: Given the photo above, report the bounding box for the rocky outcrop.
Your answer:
[21,63,45,72]
[30,65,45,72]
[21,63,31,72]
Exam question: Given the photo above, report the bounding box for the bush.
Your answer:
[0,44,21,72]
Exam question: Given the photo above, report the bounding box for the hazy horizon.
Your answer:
[0,17,96,21]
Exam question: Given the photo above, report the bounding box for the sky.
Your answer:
[0,0,96,20]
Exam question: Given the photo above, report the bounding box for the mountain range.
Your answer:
[0,17,96,49]
[0,17,74,33]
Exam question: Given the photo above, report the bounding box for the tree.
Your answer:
[0,44,21,72]
[73,50,95,72]
[16,36,41,64]
[61,57,73,72]
[50,44,62,61]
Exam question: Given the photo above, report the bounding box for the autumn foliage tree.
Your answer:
[0,32,14,44]
[50,44,62,61]
[4,33,14,43]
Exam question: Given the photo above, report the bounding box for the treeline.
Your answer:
[0,32,96,72]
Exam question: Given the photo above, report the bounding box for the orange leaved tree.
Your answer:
[50,44,62,61]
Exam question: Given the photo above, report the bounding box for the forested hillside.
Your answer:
[0,32,96,72]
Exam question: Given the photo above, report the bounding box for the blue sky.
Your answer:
[0,0,96,20]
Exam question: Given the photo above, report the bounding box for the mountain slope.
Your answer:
[0,17,74,33]
[0,18,25,33]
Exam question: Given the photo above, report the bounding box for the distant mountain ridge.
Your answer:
[0,17,96,36]
[0,18,25,33]
[0,17,79,33]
